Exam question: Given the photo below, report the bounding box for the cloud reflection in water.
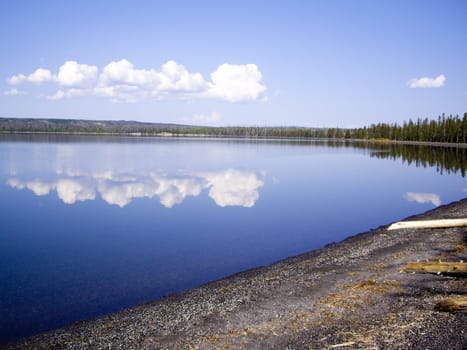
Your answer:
[404,192,441,206]
[7,169,264,208]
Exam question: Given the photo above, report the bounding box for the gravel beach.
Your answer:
[4,199,466,350]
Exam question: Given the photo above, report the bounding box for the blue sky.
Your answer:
[1,0,466,127]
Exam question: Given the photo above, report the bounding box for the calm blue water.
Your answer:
[0,135,465,344]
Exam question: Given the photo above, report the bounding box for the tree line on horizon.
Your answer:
[183,113,467,143]
[0,113,466,143]
[348,113,467,143]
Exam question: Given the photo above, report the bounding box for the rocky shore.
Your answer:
[4,199,466,349]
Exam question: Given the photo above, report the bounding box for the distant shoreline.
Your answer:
[1,130,466,148]
[1,114,466,145]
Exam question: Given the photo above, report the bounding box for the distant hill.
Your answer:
[0,117,324,138]
[0,117,198,135]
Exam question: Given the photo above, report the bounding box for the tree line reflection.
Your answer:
[293,140,466,177]
[365,143,466,177]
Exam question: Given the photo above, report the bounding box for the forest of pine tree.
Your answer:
[177,113,467,143]
[347,113,467,143]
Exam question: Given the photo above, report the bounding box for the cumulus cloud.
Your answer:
[7,59,266,103]
[7,74,26,85]
[55,179,96,204]
[96,59,207,102]
[7,178,54,196]
[404,192,441,206]
[203,169,264,207]
[28,68,54,83]
[191,112,222,123]
[7,177,95,204]
[57,61,98,87]
[3,88,25,96]
[47,88,87,100]
[205,63,266,102]
[8,68,54,84]
[156,177,205,208]
[26,180,55,196]
[7,178,25,190]
[97,174,206,208]
[93,84,141,103]
[158,60,206,92]
[7,169,264,208]
[99,59,156,86]
[47,90,66,101]
[407,74,446,88]
[98,181,155,207]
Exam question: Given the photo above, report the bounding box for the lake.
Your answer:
[0,134,465,344]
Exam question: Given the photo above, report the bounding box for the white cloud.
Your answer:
[97,175,205,208]
[7,178,25,190]
[8,68,54,84]
[98,181,155,207]
[28,68,54,83]
[404,192,441,206]
[55,179,96,204]
[203,169,264,207]
[407,74,446,88]
[158,60,206,92]
[7,59,266,103]
[97,59,206,102]
[3,88,25,96]
[57,61,98,87]
[92,170,115,180]
[156,177,205,208]
[7,177,95,204]
[47,90,66,100]
[7,169,264,208]
[191,112,222,123]
[7,178,54,196]
[9,62,97,87]
[47,88,87,100]
[26,180,55,196]
[205,63,266,102]
[7,74,26,85]
[93,84,142,103]
[99,59,157,86]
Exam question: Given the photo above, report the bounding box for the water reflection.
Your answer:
[7,178,54,196]
[366,143,466,177]
[7,169,264,208]
[1,134,465,176]
[1,135,466,345]
[404,192,441,206]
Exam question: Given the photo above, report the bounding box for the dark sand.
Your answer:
[4,199,466,349]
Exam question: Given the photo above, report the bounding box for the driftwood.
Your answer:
[402,261,467,276]
[387,218,467,230]
[329,342,356,348]
[434,297,467,312]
